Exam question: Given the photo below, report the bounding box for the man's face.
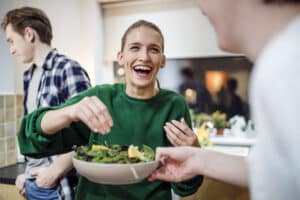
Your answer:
[5,24,34,64]
[118,26,165,91]
[197,0,240,53]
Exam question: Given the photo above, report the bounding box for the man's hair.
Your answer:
[180,67,194,79]
[121,19,164,52]
[227,78,238,92]
[263,0,300,3]
[1,7,52,45]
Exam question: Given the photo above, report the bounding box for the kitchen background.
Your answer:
[0,0,251,167]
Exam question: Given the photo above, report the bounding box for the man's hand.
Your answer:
[148,146,202,182]
[30,166,60,189]
[15,173,26,196]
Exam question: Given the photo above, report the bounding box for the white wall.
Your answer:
[102,0,236,91]
[103,0,232,63]
[0,0,18,94]
[0,0,105,94]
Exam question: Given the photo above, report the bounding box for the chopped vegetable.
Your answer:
[73,144,155,164]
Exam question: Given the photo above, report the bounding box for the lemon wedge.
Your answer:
[128,145,146,161]
[196,127,208,142]
[92,145,109,151]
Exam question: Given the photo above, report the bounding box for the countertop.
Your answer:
[207,136,256,156]
[0,163,26,185]
[210,136,256,146]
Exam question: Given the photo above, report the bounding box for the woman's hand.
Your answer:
[148,147,202,182]
[165,118,199,146]
[15,173,26,196]
[67,96,113,134]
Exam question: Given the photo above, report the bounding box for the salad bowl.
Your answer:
[72,144,159,184]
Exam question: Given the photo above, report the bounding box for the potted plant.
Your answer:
[211,111,229,135]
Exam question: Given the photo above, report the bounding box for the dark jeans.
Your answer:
[25,179,60,200]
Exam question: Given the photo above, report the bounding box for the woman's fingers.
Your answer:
[166,122,187,140]
[171,118,194,137]
[164,118,198,146]
[91,96,113,126]
[76,103,102,133]
[73,96,113,134]
[82,97,111,133]
[165,121,195,146]
[164,125,184,146]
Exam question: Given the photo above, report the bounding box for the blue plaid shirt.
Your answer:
[23,48,91,114]
[23,49,91,200]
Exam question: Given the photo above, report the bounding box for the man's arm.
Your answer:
[200,149,248,187]
[30,152,74,188]
[30,61,92,189]
[149,147,249,187]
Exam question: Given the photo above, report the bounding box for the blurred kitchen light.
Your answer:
[184,88,197,103]
[117,67,125,76]
[205,71,228,95]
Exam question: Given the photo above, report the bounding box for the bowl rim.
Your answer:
[72,156,159,167]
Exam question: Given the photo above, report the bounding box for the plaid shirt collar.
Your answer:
[26,48,58,74]
[23,48,91,114]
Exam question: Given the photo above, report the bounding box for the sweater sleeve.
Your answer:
[170,96,204,196]
[17,89,96,158]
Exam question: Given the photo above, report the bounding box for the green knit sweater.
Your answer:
[18,84,203,200]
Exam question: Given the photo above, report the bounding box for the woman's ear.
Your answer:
[117,51,123,65]
[24,27,35,43]
[160,55,166,69]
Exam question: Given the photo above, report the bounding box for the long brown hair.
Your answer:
[121,20,164,52]
[1,7,53,45]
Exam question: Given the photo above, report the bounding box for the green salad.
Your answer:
[73,144,155,164]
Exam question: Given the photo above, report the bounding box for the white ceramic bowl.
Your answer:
[73,157,159,185]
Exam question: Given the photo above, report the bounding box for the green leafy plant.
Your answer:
[190,110,229,129]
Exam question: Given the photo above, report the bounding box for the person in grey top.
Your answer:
[149,0,300,200]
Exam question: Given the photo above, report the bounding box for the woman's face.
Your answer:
[118,26,165,91]
[197,0,241,52]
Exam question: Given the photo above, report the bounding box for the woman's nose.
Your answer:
[138,49,150,61]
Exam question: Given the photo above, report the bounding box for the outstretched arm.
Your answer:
[41,96,113,135]
[149,147,248,187]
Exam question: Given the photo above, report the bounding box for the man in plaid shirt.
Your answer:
[2,7,91,199]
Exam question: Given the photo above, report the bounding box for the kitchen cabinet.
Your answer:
[0,163,26,200]
[181,177,249,200]
[0,183,26,200]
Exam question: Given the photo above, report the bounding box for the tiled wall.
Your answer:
[0,94,23,168]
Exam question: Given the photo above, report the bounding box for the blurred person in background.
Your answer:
[217,78,245,118]
[149,0,300,199]
[179,67,212,113]
[1,7,91,199]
